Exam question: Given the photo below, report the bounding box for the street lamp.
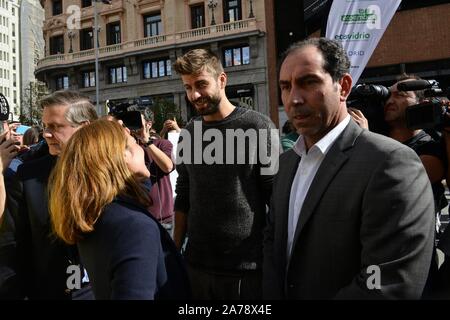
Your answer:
[94,0,112,115]
[248,0,254,18]
[67,30,75,53]
[208,0,217,26]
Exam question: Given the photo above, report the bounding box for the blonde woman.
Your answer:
[49,119,190,300]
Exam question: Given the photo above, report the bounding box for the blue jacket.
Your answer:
[78,196,191,300]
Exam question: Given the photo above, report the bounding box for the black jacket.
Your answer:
[0,155,86,299]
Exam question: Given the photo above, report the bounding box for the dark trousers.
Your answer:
[187,264,262,300]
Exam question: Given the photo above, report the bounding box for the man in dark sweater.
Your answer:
[173,49,278,299]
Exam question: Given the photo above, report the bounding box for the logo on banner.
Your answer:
[326,0,402,84]
[341,7,378,24]
[347,50,365,57]
[335,32,371,41]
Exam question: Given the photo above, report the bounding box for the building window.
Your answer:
[56,75,69,90]
[107,22,121,45]
[80,28,93,51]
[143,13,162,37]
[82,71,95,87]
[223,0,241,22]
[49,35,64,55]
[143,58,171,79]
[109,66,127,84]
[12,57,16,70]
[191,4,205,29]
[52,0,62,16]
[223,45,250,67]
[81,0,92,8]
[12,23,15,37]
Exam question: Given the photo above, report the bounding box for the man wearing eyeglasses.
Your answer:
[0,90,98,299]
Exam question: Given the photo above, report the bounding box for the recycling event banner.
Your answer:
[326,0,402,84]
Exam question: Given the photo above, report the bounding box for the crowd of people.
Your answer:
[0,38,448,300]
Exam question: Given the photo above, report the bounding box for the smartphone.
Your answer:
[15,125,31,135]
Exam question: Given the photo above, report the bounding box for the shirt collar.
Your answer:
[293,115,351,157]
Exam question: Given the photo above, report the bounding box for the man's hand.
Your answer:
[0,130,20,171]
[163,119,181,133]
[349,107,369,130]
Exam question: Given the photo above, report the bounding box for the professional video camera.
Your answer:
[106,99,145,131]
[403,80,450,131]
[347,83,391,134]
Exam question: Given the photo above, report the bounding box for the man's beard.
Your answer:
[193,95,221,116]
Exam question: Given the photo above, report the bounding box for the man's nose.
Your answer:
[191,90,202,101]
[43,129,53,138]
[289,89,304,106]
[385,96,395,107]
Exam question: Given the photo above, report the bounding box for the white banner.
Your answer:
[326,0,401,84]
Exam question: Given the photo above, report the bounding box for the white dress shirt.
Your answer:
[287,115,351,259]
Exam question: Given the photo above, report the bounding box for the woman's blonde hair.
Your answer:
[49,119,150,245]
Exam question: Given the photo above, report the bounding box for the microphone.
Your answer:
[397,80,434,91]
[0,93,9,121]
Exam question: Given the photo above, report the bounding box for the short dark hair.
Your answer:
[395,73,425,102]
[280,37,351,82]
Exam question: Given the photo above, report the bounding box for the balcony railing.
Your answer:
[37,18,258,70]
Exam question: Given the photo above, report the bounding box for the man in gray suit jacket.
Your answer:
[263,38,435,299]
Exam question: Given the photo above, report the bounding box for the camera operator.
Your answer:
[436,100,450,298]
[384,74,446,213]
[352,74,448,298]
[133,110,175,230]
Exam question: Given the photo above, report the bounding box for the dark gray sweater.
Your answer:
[174,107,277,272]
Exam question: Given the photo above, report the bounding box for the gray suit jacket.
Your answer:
[263,120,435,299]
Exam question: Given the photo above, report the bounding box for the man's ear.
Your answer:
[218,72,227,90]
[339,73,353,101]
[79,120,90,127]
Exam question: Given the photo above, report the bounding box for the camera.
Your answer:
[405,83,450,130]
[106,99,143,131]
[347,84,391,134]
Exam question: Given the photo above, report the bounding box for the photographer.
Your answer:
[352,74,446,212]
[352,74,448,298]
[384,75,446,211]
[437,101,450,298]
[133,110,175,229]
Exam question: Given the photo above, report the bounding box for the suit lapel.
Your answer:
[289,120,362,257]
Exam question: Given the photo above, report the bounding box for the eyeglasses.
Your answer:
[43,124,73,134]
